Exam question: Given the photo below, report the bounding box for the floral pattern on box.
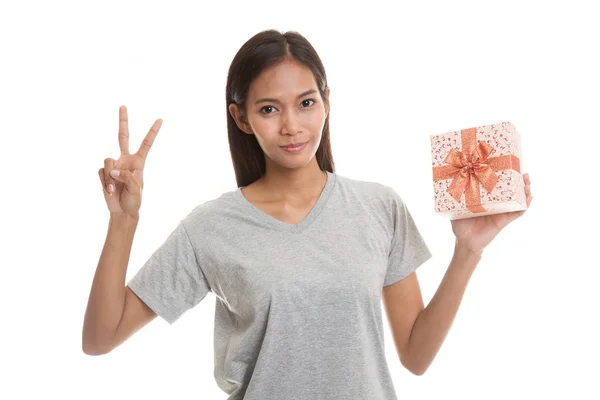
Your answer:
[430,121,527,220]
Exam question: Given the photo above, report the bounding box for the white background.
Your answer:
[1,0,598,399]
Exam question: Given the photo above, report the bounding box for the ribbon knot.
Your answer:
[432,127,521,213]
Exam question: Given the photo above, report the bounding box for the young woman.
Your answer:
[84,29,533,399]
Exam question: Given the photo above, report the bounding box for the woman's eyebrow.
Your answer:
[255,89,317,105]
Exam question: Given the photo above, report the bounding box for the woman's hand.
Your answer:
[450,173,533,254]
[98,105,163,216]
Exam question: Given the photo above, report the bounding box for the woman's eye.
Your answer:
[301,99,316,107]
[260,99,316,115]
[260,105,276,114]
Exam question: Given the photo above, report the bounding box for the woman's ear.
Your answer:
[229,103,253,134]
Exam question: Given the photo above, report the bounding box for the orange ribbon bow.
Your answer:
[432,127,520,213]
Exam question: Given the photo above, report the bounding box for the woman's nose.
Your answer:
[280,109,302,133]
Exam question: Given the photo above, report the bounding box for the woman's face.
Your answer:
[230,59,329,169]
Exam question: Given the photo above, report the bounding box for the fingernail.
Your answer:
[109,183,114,193]
[110,170,120,177]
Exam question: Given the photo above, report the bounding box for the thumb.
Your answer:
[110,169,141,192]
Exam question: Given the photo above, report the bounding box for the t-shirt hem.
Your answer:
[127,280,179,325]
[383,249,433,287]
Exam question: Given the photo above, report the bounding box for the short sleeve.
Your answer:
[126,220,211,325]
[384,187,433,287]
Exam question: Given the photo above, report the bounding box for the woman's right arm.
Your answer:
[83,106,163,355]
[82,212,157,355]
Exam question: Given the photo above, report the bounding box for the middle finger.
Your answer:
[136,118,163,161]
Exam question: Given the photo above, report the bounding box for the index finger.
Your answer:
[136,118,163,161]
[119,105,130,155]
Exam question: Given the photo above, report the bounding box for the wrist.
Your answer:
[454,238,483,256]
[110,212,140,223]
[453,239,483,269]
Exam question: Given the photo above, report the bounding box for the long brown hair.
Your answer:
[225,29,335,188]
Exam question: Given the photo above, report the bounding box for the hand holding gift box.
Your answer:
[430,121,534,253]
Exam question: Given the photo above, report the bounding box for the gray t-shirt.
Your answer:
[127,170,432,400]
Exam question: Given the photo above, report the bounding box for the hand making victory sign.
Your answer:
[450,173,533,254]
[98,105,163,216]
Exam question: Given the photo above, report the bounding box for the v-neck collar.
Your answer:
[235,171,336,234]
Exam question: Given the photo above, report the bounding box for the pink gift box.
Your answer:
[430,121,527,220]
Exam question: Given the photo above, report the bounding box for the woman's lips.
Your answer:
[280,142,307,153]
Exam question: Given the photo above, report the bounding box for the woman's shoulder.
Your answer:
[180,187,240,223]
[337,172,396,199]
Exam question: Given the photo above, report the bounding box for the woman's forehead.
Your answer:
[249,62,316,99]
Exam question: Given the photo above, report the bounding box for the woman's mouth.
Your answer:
[280,142,308,153]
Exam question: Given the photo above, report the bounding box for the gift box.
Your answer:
[430,121,527,220]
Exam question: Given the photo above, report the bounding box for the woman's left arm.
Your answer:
[405,173,533,375]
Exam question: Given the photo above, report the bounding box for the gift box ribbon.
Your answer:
[432,127,521,213]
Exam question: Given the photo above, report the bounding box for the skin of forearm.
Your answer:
[406,240,482,375]
[82,212,139,354]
